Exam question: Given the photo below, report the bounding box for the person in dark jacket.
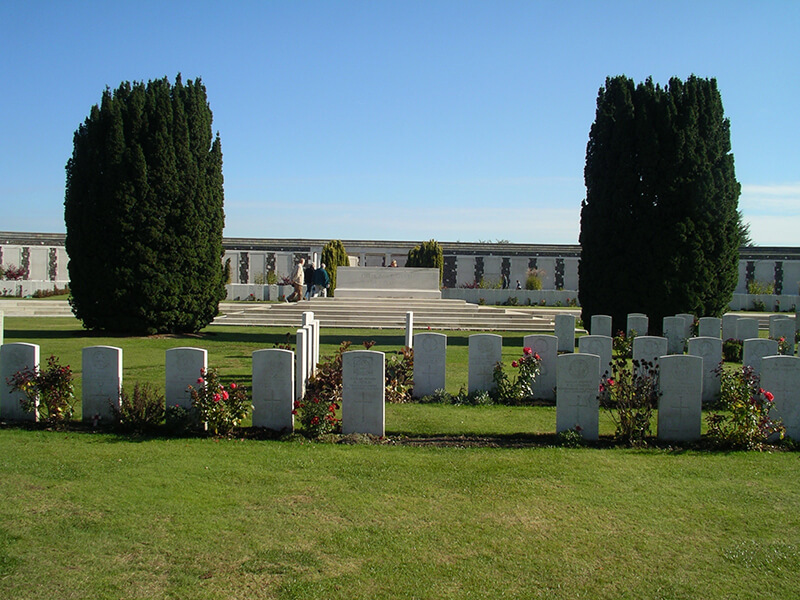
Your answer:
[313,263,330,297]
[304,260,316,300]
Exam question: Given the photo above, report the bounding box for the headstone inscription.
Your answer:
[662,316,685,355]
[165,347,208,410]
[412,332,447,398]
[760,356,800,440]
[657,355,703,441]
[770,318,795,354]
[555,314,576,353]
[342,350,385,436]
[468,334,502,393]
[698,317,721,339]
[0,342,39,421]
[82,345,123,423]
[578,335,612,379]
[743,338,779,376]
[556,353,600,440]
[627,313,648,337]
[252,349,294,431]
[736,318,759,342]
[722,314,739,341]
[523,334,557,401]
[590,315,612,338]
[633,336,668,372]
[688,337,722,403]
[676,313,694,341]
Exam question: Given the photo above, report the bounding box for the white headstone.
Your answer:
[633,336,668,371]
[468,334,502,393]
[252,349,294,431]
[296,328,308,401]
[676,313,694,340]
[743,338,779,376]
[0,310,3,346]
[578,335,612,379]
[771,318,795,354]
[342,350,385,436]
[165,347,207,410]
[698,317,721,339]
[315,319,321,362]
[554,314,576,353]
[687,337,722,403]
[627,313,648,337]
[412,332,447,398]
[524,334,557,401]
[301,311,315,326]
[303,324,314,380]
[657,354,703,441]
[662,316,686,354]
[722,314,739,341]
[82,345,122,423]
[0,342,39,421]
[556,353,600,440]
[590,315,612,338]
[760,355,800,440]
[736,318,759,342]
[405,311,414,349]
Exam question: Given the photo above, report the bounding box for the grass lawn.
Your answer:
[1,318,799,598]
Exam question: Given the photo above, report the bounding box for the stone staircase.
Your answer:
[212,298,568,331]
[0,299,75,317]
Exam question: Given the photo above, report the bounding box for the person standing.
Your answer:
[303,260,316,300]
[313,263,330,297]
[288,258,305,302]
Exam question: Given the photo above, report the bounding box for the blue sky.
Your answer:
[2,0,798,245]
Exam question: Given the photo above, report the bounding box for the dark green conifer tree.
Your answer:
[64,75,225,334]
[579,75,742,333]
[320,240,349,297]
[406,240,444,285]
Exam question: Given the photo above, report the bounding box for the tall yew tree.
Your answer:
[579,75,742,333]
[65,75,225,334]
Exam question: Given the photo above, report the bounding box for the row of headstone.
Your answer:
[584,312,797,355]
[0,338,388,436]
[554,352,800,441]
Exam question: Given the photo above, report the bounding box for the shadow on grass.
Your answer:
[5,419,791,452]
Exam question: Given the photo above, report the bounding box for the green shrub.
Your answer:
[747,280,774,295]
[598,357,660,447]
[722,338,743,362]
[525,269,544,290]
[6,355,76,423]
[188,367,251,437]
[113,383,165,432]
[491,347,542,405]
[386,347,414,403]
[406,239,444,285]
[321,240,349,296]
[706,365,784,449]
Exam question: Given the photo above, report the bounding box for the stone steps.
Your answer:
[0,299,75,317]
[212,298,564,331]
